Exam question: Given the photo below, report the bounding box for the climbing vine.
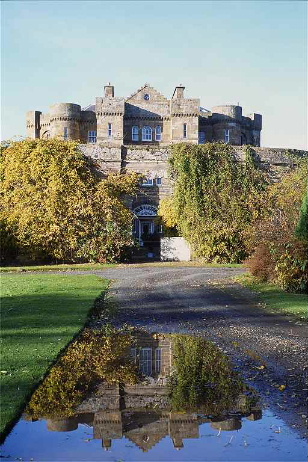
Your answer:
[169,334,249,413]
[160,143,269,263]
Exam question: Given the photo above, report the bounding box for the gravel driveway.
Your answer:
[95,265,307,438]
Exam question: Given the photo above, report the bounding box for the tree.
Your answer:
[159,143,269,263]
[245,161,308,292]
[0,139,141,263]
[295,190,308,241]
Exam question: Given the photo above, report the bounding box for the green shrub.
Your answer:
[160,143,269,263]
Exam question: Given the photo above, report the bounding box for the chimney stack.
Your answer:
[104,83,114,98]
[172,85,185,99]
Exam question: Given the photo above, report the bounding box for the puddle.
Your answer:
[1,329,306,461]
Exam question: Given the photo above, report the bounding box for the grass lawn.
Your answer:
[0,262,115,273]
[0,273,109,440]
[238,274,307,320]
[0,262,243,272]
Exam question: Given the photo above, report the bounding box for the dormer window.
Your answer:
[142,126,152,141]
[155,126,162,141]
[132,126,139,141]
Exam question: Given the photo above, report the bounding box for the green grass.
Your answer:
[238,274,308,320]
[0,273,109,440]
[0,261,243,272]
[0,262,115,273]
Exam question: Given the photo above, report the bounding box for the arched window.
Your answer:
[132,126,139,141]
[142,126,152,141]
[155,125,162,141]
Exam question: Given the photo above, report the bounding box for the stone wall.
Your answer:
[80,143,307,185]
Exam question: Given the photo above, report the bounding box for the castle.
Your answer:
[26,83,262,146]
[42,332,262,452]
[26,84,301,260]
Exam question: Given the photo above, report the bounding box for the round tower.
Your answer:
[47,417,78,432]
[50,103,81,140]
[212,105,242,121]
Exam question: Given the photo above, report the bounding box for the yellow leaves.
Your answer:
[158,197,178,228]
[26,327,138,419]
[1,139,141,262]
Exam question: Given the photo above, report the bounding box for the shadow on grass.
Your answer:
[1,288,109,444]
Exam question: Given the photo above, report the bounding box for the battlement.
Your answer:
[26,83,263,147]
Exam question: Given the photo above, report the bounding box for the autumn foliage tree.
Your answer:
[159,143,269,263]
[295,190,308,242]
[245,161,308,292]
[1,139,141,263]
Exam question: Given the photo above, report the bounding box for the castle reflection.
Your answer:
[41,331,262,453]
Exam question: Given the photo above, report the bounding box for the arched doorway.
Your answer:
[133,204,161,258]
[133,204,158,241]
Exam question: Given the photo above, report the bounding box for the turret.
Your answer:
[212,105,242,121]
[47,417,78,432]
[49,103,81,140]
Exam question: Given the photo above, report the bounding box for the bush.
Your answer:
[246,162,308,293]
[1,139,141,262]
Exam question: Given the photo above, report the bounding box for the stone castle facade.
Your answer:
[26,83,262,147]
[26,84,305,260]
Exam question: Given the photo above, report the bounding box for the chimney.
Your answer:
[172,85,185,99]
[104,83,114,98]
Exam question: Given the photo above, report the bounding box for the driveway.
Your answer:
[92,265,307,437]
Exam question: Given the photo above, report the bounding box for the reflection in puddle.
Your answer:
[1,330,306,461]
[45,408,262,453]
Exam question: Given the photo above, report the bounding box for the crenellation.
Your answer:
[26,83,262,147]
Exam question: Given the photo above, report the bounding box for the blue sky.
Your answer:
[1,0,307,149]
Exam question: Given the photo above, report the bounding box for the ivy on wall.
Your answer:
[159,143,269,263]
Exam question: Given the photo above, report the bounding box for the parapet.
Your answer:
[212,105,243,121]
[50,103,81,121]
[248,113,262,130]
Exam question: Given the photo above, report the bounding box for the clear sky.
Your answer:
[1,0,307,149]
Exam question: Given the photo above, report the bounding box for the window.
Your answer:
[155,348,162,373]
[140,348,152,376]
[108,123,112,137]
[88,130,97,143]
[156,177,162,186]
[132,126,139,141]
[183,123,187,139]
[224,129,230,143]
[63,127,69,140]
[198,131,206,144]
[155,125,162,141]
[142,126,152,141]
[130,348,137,364]
[142,178,154,187]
